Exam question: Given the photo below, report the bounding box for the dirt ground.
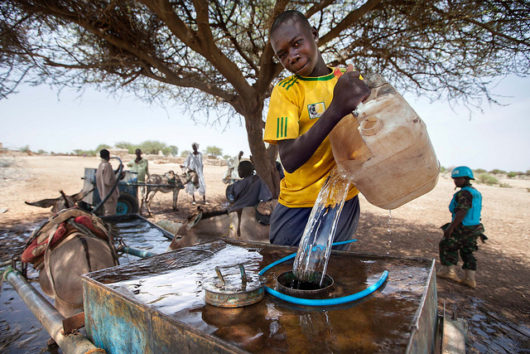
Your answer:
[1,153,529,349]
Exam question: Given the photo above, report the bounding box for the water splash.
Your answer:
[293,168,350,287]
[386,210,392,254]
[387,210,392,235]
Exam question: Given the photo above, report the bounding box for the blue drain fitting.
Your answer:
[259,239,389,306]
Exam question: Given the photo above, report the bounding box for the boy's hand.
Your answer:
[330,64,370,118]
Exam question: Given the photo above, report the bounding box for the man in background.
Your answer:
[96,149,120,215]
[127,148,149,206]
[182,142,206,204]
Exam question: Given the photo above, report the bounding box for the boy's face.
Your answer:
[271,18,325,77]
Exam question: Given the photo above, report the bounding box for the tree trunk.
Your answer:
[242,111,281,198]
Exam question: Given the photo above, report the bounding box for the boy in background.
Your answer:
[264,10,370,248]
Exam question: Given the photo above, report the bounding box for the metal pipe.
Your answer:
[119,246,155,258]
[3,267,102,354]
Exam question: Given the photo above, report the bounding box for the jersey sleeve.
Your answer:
[264,83,300,144]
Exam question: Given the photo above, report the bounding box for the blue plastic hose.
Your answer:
[259,239,389,306]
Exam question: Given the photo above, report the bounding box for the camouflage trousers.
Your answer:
[439,223,485,270]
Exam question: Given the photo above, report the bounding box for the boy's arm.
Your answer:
[279,66,369,173]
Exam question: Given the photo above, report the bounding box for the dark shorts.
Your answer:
[269,196,360,250]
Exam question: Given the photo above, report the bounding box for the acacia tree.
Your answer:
[1,0,529,196]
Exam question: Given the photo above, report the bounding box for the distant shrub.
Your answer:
[168,145,179,156]
[138,140,168,155]
[507,172,518,178]
[115,141,138,154]
[206,146,223,157]
[36,149,47,155]
[180,150,190,158]
[477,173,498,185]
[439,166,446,173]
[95,144,111,152]
[73,149,96,156]
[489,169,506,175]
[20,145,31,153]
[499,183,511,188]
[474,168,487,174]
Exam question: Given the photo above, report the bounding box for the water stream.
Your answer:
[292,168,351,287]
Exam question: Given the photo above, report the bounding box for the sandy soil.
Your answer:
[1,153,529,349]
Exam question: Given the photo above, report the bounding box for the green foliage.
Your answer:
[95,144,111,153]
[115,141,138,154]
[498,183,511,188]
[168,145,179,156]
[439,166,446,173]
[477,173,498,185]
[205,146,223,157]
[223,154,231,160]
[474,168,487,174]
[36,149,47,155]
[489,169,506,175]
[138,140,167,155]
[73,149,96,156]
[180,150,190,158]
[20,145,30,153]
[507,172,518,178]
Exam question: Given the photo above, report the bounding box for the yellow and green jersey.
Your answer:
[264,68,359,207]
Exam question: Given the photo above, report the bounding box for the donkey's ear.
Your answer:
[70,187,94,201]
[25,198,59,208]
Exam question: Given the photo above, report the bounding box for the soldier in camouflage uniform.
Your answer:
[438,166,486,288]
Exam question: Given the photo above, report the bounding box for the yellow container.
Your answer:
[330,73,439,210]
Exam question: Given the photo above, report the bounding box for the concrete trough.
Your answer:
[82,239,438,353]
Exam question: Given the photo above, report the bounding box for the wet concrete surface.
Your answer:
[88,241,432,352]
[1,220,528,353]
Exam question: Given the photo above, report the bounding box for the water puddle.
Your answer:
[2,220,528,352]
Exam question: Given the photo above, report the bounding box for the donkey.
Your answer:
[166,203,273,251]
[25,188,93,214]
[143,169,197,216]
[21,208,118,318]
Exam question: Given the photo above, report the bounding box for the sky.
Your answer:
[1,75,529,172]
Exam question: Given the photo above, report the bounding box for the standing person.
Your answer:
[438,166,486,288]
[127,148,149,208]
[263,10,370,249]
[182,142,206,205]
[96,149,120,216]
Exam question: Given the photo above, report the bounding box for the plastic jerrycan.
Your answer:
[329,72,440,210]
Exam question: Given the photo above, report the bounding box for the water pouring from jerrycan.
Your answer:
[292,71,439,286]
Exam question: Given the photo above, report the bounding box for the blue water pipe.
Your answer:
[259,239,389,306]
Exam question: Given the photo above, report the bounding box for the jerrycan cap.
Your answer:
[359,116,383,136]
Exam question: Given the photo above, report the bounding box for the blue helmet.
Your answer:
[451,166,474,180]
